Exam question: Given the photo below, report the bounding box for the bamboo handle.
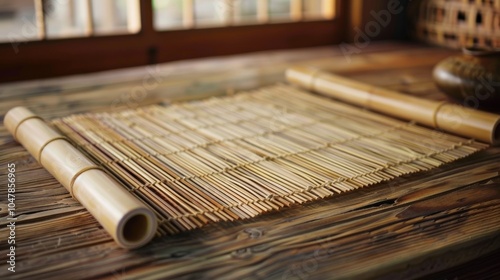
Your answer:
[286,67,500,145]
[4,107,157,249]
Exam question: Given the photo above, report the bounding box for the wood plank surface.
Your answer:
[0,42,499,279]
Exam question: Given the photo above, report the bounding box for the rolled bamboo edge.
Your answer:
[4,106,157,249]
[286,66,500,145]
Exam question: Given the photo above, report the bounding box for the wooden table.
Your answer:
[1,42,499,279]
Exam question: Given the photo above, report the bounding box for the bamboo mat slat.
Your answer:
[50,84,488,234]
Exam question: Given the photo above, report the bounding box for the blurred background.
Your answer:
[6,0,496,84]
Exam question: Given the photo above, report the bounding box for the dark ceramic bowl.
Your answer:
[433,48,500,112]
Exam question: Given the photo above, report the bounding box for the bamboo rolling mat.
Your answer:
[51,84,487,235]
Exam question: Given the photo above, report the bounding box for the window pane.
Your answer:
[45,0,89,38]
[0,0,38,43]
[92,0,139,35]
[153,0,336,31]
[194,0,225,27]
[154,0,184,30]
[235,0,258,24]
[269,0,291,22]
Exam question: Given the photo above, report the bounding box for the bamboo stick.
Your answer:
[4,107,157,249]
[286,66,500,145]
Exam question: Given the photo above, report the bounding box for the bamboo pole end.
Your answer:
[117,207,157,249]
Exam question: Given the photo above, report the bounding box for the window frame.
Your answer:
[0,0,349,83]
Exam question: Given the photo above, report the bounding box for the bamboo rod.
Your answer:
[4,107,157,249]
[286,67,500,145]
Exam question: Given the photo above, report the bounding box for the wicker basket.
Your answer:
[414,0,500,49]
